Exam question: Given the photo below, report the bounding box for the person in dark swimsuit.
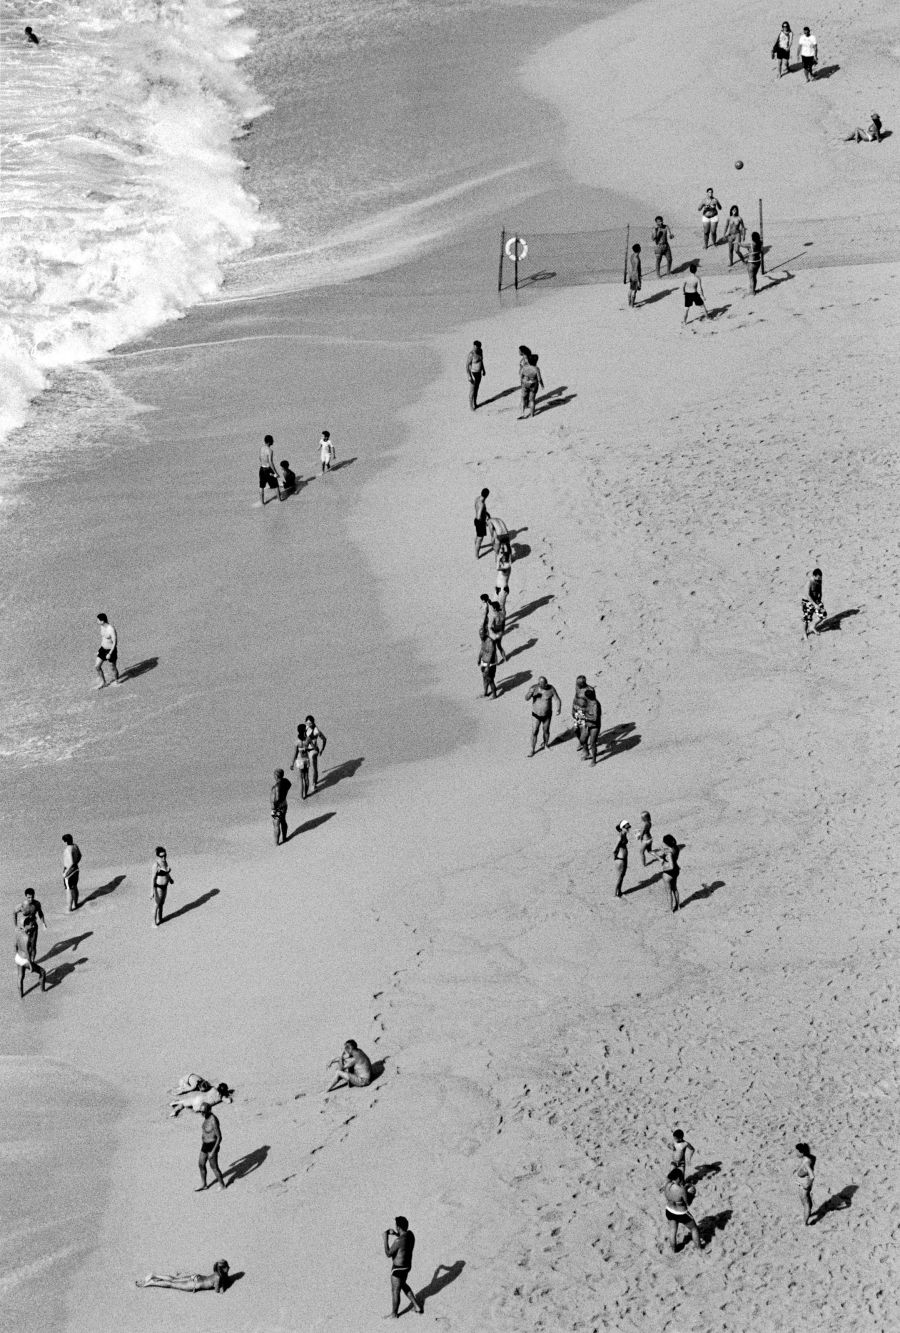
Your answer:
[663,1169,702,1251]
[14,889,46,963]
[383,1217,423,1317]
[271,769,290,843]
[466,340,485,411]
[152,846,173,927]
[579,686,601,763]
[25,25,40,43]
[652,216,674,276]
[291,726,313,799]
[647,834,681,912]
[474,488,490,558]
[196,1106,226,1191]
[304,715,327,788]
[613,820,630,898]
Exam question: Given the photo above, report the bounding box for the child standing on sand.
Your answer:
[319,431,336,475]
[628,244,642,307]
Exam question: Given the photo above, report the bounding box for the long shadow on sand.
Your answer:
[598,721,641,760]
[476,385,518,408]
[497,668,531,696]
[317,757,364,791]
[286,811,336,841]
[328,456,357,474]
[680,879,726,909]
[688,1161,722,1187]
[815,608,860,633]
[506,593,553,628]
[164,888,220,923]
[118,657,159,683]
[698,1209,732,1247]
[535,386,576,415]
[812,1183,858,1223]
[638,286,677,307]
[415,1261,466,1312]
[622,872,661,897]
[40,931,93,963]
[79,874,126,906]
[225,1144,270,1185]
[44,956,89,990]
[504,637,536,661]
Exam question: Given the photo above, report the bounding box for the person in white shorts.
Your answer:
[319,431,336,475]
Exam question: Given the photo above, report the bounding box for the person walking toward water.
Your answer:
[646,834,681,911]
[794,1142,816,1224]
[258,435,280,504]
[771,21,792,76]
[722,205,746,267]
[613,820,630,898]
[525,677,561,755]
[271,769,291,844]
[152,846,173,927]
[136,1260,230,1293]
[319,431,336,475]
[62,833,81,912]
[15,920,47,997]
[802,568,826,636]
[682,264,709,324]
[95,613,119,689]
[627,244,642,308]
[478,636,499,699]
[196,1105,226,1191]
[383,1217,423,1318]
[671,1128,695,1178]
[663,1168,703,1251]
[474,488,490,558]
[652,216,674,277]
[304,715,327,788]
[797,27,818,81]
[487,599,507,663]
[698,189,722,248]
[518,351,543,419]
[15,888,46,958]
[466,340,485,410]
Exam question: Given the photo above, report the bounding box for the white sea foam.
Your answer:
[0,0,270,443]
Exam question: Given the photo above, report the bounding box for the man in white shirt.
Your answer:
[797,28,818,82]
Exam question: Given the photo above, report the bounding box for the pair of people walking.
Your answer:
[291,716,327,798]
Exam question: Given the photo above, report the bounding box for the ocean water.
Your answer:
[0,0,599,478]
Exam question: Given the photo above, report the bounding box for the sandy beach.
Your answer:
[2,0,899,1329]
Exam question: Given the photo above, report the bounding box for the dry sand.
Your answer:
[4,0,899,1330]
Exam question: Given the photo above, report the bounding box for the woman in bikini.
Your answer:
[737,231,763,295]
[613,821,630,899]
[722,205,746,267]
[794,1142,816,1225]
[136,1259,230,1293]
[638,810,654,866]
[291,724,312,799]
[647,833,681,912]
[845,112,882,143]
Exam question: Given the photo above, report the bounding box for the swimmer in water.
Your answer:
[136,1259,230,1292]
[25,25,40,43]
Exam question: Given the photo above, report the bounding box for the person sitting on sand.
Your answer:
[794,1142,816,1224]
[845,112,882,143]
[170,1082,234,1117]
[326,1039,373,1091]
[136,1259,230,1293]
[278,460,296,497]
[663,1168,703,1251]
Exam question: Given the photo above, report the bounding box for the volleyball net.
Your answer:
[497,210,900,292]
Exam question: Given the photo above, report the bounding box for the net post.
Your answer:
[758,199,765,274]
[623,224,630,283]
[514,242,519,291]
[498,228,506,294]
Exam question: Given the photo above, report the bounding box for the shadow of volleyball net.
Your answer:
[498,212,900,292]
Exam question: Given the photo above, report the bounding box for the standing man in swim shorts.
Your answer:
[474,488,490,558]
[478,634,499,699]
[95,613,119,689]
[663,1168,703,1252]
[518,353,543,419]
[466,340,485,411]
[627,243,642,308]
[196,1105,226,1191]
[14,888,46,962]
[258,434,280,504]
[525,676,561,755]
[797,27,818,81]
[271,768,291,845]
[152,846,173,928]
[62,833,81,911]
[383,1217,423,1318]
[698,188,722,248]
[682,264,709,325]
[652,216,674,277]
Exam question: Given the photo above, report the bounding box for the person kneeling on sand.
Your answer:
[136,1259,230,1293]
[663,1168,703,1252]
[326,1039,373,1091]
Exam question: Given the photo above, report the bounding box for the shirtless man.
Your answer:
[383,1217,423,1318]
[271,769,291,844]
[15,921,47,997]
[474,488,490,558]
[478,635,499,699]
[671,1128,695,1179]
[802,567,827,637]
[15,888,46,959]
[62,833,81,911]
[663,1168,702,1252]
[95,613,119,688]
[579,686,601,763]
[326,1039,373,1091]
[525,676,561,756]
[196,1105,226,1191]
[682,264,709,325]
[258,434,280,504]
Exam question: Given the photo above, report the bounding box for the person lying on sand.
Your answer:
[170,1082,234,1117]
[326,1039,373,1091]
[136,1259,230,1292]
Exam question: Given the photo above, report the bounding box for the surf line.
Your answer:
[104,333,421,359]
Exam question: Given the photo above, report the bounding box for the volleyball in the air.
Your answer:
[734,159,744,169]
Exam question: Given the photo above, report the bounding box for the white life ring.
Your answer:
[505,235,528,262]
